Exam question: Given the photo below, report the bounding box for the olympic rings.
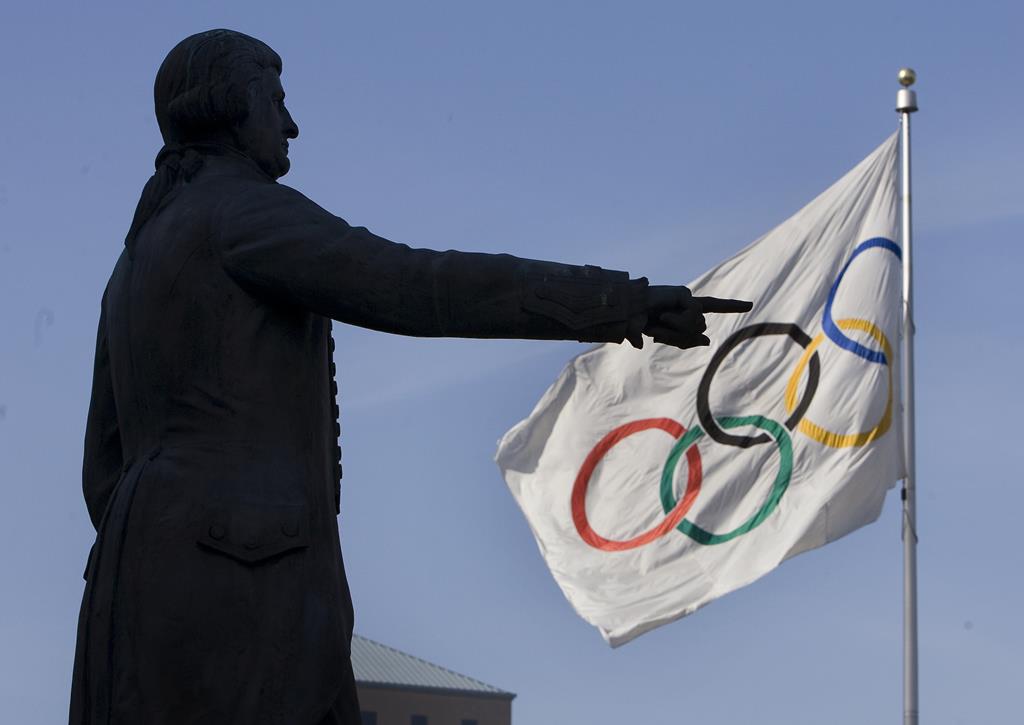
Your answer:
[696,323,820,448]
[660,416,793,545]
[570,236,901,551]
[571,418,703,552]
[784,318,894,448]
[823,237,901,364]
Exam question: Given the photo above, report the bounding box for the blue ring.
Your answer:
[822,237,901,364]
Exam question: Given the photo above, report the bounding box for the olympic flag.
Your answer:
[495,134,904,646]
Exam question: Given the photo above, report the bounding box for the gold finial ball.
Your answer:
[898,68,917,87]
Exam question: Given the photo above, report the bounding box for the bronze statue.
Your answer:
[70,29,751,725]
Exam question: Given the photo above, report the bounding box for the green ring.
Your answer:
[660,415,793,545]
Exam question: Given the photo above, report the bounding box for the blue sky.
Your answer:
[1,2,1021,723]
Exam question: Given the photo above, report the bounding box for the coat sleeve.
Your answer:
[212,179,647,342]
[82,288,123,537]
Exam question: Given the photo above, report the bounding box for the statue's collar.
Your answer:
[161,141,276,183]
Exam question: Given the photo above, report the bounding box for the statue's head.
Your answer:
[155,29,298,179]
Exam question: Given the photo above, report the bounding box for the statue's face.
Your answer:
[235,68,299,179]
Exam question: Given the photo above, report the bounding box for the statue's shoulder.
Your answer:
[206,173,331,224]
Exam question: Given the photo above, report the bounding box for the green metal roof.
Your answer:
[351,635,515,699]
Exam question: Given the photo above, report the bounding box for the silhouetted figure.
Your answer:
[70,29,751,725]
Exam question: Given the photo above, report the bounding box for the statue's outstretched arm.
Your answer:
[213,180,649,344]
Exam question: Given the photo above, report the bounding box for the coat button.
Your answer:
[281,522,299,537]
[331,381,338,396]
[208,525,226,541]
[333,421,341,437]
[328,337,336,353]
[244,538,260,550]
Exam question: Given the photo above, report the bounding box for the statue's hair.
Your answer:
[125,30,281,257]
[155,29,282,144]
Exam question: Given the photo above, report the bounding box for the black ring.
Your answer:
[696,323,820,448]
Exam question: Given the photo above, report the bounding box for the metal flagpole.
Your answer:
[896,67,919,725]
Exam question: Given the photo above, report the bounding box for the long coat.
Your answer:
[70,145,641,725]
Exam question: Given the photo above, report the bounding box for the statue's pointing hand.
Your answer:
[625,285,753,350]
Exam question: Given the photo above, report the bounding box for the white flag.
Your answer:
[496,134,904,646]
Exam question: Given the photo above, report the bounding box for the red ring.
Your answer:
[571,418,703,552]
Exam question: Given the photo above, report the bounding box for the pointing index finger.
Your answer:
[694,296,754,314]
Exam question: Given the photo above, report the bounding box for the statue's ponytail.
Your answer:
[123,144,205,258]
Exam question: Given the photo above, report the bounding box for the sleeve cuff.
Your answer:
[520,263,649,343]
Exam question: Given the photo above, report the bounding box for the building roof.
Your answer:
[351,635,515,700]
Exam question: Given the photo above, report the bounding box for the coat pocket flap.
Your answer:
[197,501,309,564]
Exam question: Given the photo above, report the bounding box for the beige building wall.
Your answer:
[356,684,512,725]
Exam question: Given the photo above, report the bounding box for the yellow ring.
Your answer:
[784,318,893,448]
